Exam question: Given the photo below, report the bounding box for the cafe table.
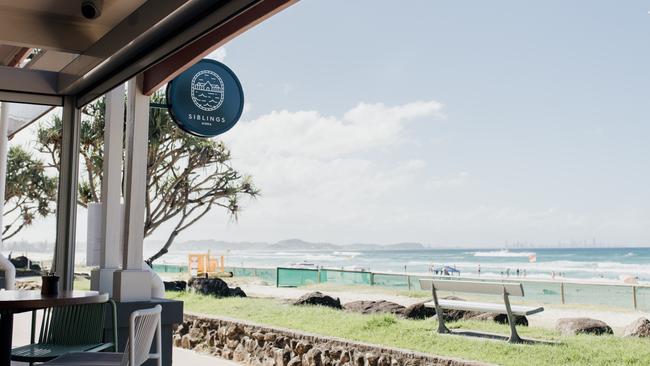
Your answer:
[0,290,108,366]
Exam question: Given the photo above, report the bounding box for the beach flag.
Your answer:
[528,254,537,263]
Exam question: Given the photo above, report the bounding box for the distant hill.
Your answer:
[269,238,339,251]
[166,239,269,251]
[165,238,429,251]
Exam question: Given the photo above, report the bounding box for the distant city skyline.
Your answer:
[6,0,650,249]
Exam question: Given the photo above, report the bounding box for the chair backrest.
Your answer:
[419,279,525,297]
[39,302,108,345]
[121,305,162,366]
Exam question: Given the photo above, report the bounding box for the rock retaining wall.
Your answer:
[174,312,493,366]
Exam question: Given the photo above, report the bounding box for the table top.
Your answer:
[0,290,108,311]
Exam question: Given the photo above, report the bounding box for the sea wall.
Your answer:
[174,312,492,366]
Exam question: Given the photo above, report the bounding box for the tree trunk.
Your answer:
[146,230,179,265]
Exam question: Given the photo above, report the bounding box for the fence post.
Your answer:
[370,272,375,286]
[276,268,280,288]
[254,268,258,277]
[633,286,638,310]
[560,282,565,304]
[317,268,321,284]
[407,275,412,291]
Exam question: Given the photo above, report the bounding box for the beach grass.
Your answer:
[167,292,650,366]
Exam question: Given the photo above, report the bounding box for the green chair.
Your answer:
[11,299,118,365]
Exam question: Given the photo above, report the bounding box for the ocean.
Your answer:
[151,247,650,284]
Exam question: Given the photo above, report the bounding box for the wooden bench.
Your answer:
[419,279,544,343]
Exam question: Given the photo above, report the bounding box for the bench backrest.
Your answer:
[419,279,524,297]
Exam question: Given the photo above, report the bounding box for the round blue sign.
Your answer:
[166,59,244,138]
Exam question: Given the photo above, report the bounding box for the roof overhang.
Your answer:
[0,0,296,137]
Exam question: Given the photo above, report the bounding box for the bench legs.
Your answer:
[503,291,523,343]
[431,286,451,334]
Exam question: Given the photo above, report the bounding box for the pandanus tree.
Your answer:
[37,94,259,264]
[2,146,57,241]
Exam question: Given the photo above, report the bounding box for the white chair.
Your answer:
[42,305,162,366]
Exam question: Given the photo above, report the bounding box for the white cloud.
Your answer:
[224,100,444,160]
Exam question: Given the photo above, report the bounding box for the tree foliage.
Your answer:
[37,94,259,263]
[3,146,57,240]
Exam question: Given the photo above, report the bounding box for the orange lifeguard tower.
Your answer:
[188,251,226,277]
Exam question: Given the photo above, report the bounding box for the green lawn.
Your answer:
[167,292,650,366]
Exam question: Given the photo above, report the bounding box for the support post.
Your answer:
[560,282,565,304]
[113,76,152,302]
[54,96,81,291]
[0,103,16,290]
[432,284,450,334]
[633,286,638,310]
[503,288,523,343]
[91,84,125,295]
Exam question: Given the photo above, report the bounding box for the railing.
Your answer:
[275,267,650,311]
[150,264,650,311]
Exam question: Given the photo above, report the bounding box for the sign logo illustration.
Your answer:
[167,59,244,138]
[190,70,225,112]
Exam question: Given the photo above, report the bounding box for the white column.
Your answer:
[90,84,125,295]
[113,76,152,301]
[0,103,16,289]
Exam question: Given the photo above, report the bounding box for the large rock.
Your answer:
[436,296,471,322]
[292,292,342,309]
[555,318,613,336]
[468,312,528,326]
[401,302,436,320]
[164,280,187,292]
[189,277,247,298]
[433,297,528,325]
[9,255,29,269]
[623,318,650,337]
[343,300,405,315]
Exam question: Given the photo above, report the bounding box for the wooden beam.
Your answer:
[143,0,297,95]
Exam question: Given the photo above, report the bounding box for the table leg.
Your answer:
[0,311,13,366]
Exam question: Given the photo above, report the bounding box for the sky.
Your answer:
[9,0,650,248]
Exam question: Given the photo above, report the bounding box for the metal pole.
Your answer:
[54,96,81,291]
[560,282,565,304]
[633,286,638,310]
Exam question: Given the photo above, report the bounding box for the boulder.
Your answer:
[292,292,342,309]
[436,296,470,322]
[468,312,528,326]
[189,277,247,298]
[163,280,187,292]
[555,317,613,336]
[623,317,650,337]
[343,300,405,315]
[9,255,29,269]
[401,302,436,320]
